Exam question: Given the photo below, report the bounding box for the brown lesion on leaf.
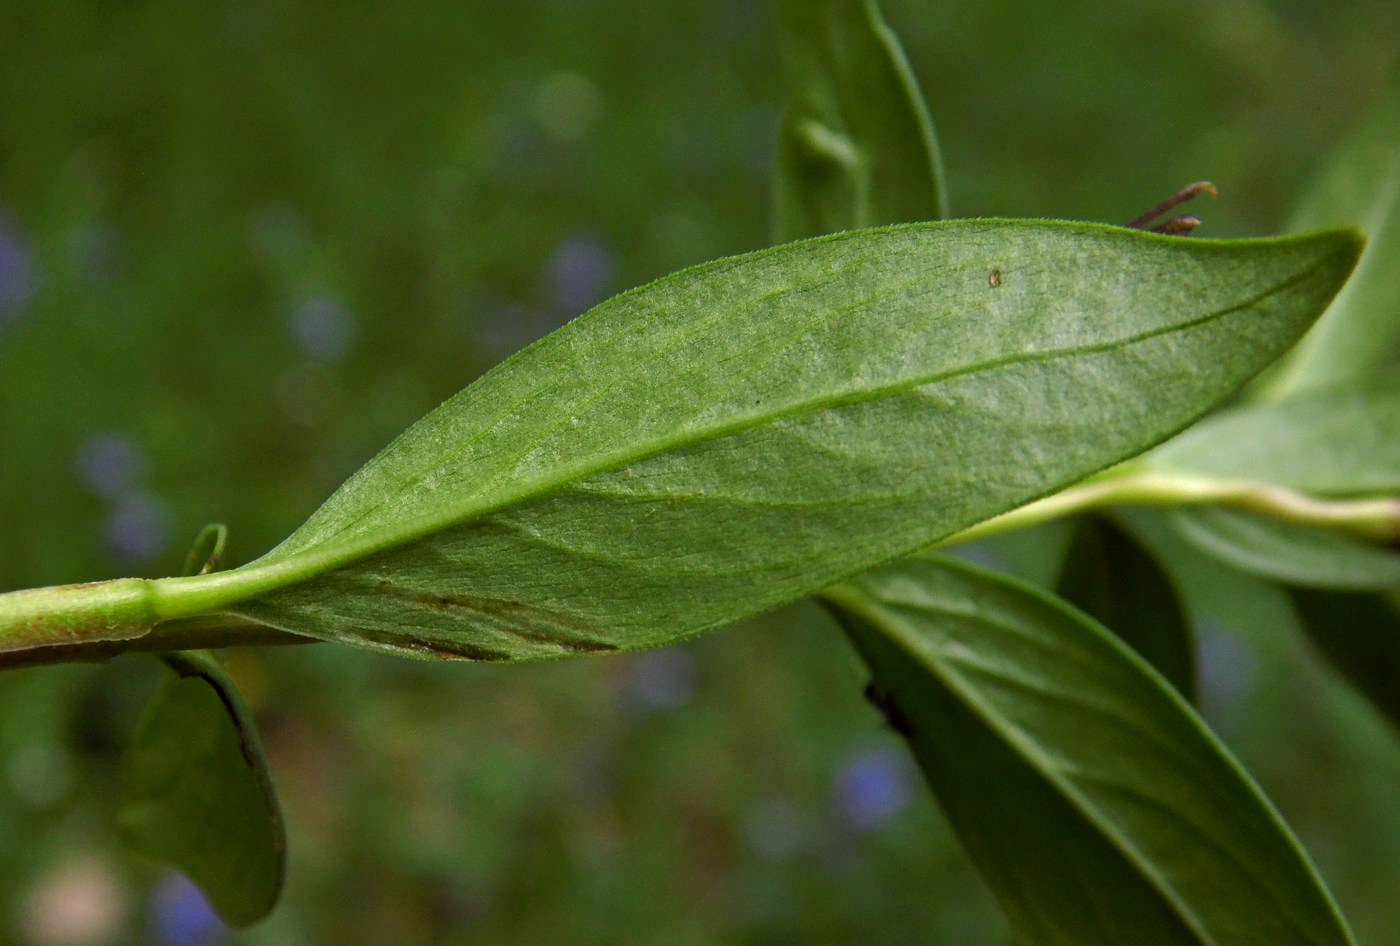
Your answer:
[372,582,622,656]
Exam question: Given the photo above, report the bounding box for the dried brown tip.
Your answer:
[1126,181,1218,231]
[1151,215,1202,236]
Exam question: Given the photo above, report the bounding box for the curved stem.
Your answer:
[941,468,1400,547]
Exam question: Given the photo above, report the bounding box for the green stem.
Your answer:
[941,467,1400,547]
[3,469,1398,670]
[0,577,311,670]
[0,579,158,651]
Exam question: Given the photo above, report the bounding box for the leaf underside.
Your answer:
[212,222,1358,661]
[1169,506,1400,591]
[825,554,1355,946]
[1148,376,1400,496]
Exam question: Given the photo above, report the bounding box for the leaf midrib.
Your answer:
[176,258,1324,612]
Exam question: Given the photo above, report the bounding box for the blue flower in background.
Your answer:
[290,296,356,363]
[75,432,145,500]
[151,874,225,946]
[104,491,173,564]
[833,744,912,832]
[0,212,38,337]
[547,232,614,314]
[622,648,697,713]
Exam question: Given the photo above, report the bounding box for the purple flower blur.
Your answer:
[151,874,225,946]
[833,744,912,831]
[0,212,38,336]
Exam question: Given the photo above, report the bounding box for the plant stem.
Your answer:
[3,469,1398,670]
[0,578,312,670]
[941,467,1400,547]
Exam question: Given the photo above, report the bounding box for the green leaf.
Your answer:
[1148,376,1400,495]
[152,222,1360,661]
[1169,506,1400,590]
[824,554,1354,946]
[774,0,947,240]
[1289,587,1400,735]
[1261,81,1400,397]
[1056,515,1196,700]
[966,518,1077,588]
[118,651,285,928]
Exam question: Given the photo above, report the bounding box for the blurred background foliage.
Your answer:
[2,0,1399,943]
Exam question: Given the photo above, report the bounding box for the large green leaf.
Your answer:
[1148,377,1400,495]
[774,0,946,240]
[118,651,285,928]
[1260,82,1400,398]
[824,554,1354,946]
[1056,515,1195,700]
[146,222,1359,661]
[1169,506,1400,590]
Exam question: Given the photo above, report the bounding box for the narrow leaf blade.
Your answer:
[1056,515,1196,700]
[1169,506,1400,590]
[175,223,1359,661]
[118,652,285,928]
[774,0,947,239]
[825,554,1354,946]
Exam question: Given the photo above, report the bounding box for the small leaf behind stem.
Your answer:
[118,651,285,928]
[824,554,1355,946]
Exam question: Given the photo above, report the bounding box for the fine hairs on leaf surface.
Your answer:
[824,554,1356,946]
[0,0,1394,936]
[134,222,1363,663]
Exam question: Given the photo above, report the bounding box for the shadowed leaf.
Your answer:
[825,554,1354,946]
[118,651,285,928]
[1057,515,1195,700]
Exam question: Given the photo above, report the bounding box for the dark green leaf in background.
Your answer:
[118,651,285,928]
[1169,506,1400,591]
[825,554,1355,946]
[1261,80,1400,398]
[773,0,947,240]
[1289,587,1400,736]
[1056,515,1195,701]
[1148,377,1400,496]
[155,224,1361,662]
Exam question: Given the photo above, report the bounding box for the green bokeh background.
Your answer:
[2,1,1399,942]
